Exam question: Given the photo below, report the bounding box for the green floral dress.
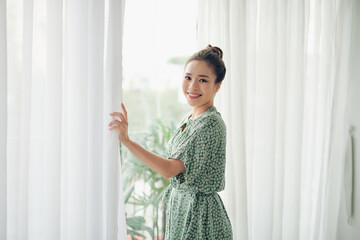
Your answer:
[162,107,233,239]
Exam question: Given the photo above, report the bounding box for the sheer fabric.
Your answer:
[197,0,355,239]
[0,0,127,239]
[0,0,7,237]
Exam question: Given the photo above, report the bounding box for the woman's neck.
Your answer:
[190,104,214,119]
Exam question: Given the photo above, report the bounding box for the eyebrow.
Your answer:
[185,73,210,78]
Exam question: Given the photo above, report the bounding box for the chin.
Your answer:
[186,101,196,107]
[187,100,205,108]
[185,99,197,107]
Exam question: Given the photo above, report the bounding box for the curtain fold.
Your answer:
[0,0,8,239]
[197,0,354,239]
[2,0,127,239]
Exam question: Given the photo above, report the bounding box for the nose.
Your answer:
[188,79,199,90]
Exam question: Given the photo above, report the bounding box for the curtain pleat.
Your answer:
[3,0,127,239]
[62,0,90,239]
[103,0,126,239]
[319,1,355,239]
[87,0,105,239]
[0,0,7,239]
[197,0,354,239]
[43,0,63,238]
[282,1,304,239]
[16,0,33,238]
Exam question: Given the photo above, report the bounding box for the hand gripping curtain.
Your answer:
[197,0,355,239]
[0,0,127,239]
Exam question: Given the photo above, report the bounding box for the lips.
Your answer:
[187,92,202,99]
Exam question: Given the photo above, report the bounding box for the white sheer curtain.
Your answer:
[0,0,7,237]
[1,0,127,239]
[197,0,355,239]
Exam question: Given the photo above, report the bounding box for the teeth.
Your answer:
[188,93,201,97]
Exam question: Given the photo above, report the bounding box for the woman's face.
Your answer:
[182,60,221,109]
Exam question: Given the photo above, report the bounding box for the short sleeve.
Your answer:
[183,117,226,193]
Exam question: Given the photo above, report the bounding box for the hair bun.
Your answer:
[205,44,223,59]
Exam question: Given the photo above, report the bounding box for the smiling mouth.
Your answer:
[187,92,202,99]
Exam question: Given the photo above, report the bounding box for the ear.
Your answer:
[215,82,222,93]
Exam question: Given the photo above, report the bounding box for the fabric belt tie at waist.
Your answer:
[162,184,216,203]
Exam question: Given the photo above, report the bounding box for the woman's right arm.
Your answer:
[109,103,185,179]
[121,139,185,178]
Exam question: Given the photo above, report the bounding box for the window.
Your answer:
[121,0,197,239]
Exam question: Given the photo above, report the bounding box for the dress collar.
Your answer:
[187,106,217,123]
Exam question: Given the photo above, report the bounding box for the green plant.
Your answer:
[122,119,176,240]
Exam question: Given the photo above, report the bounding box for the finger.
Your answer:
[110,112,122,119]
[108,124,116,130]
[121,102,128,120]
[110,112,127,124]
[118,113,127,124]
[108,119,122,127]
[108,124,120,131]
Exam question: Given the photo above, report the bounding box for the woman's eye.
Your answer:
[184,76,191,80]
[200,79,208,82]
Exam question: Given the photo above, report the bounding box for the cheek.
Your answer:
[203,85,217,97]
[182,80,188,92]
[201,85,212,95]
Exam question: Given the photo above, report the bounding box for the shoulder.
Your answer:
[197,109,226,136]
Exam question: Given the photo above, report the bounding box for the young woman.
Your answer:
[109,45,233,239]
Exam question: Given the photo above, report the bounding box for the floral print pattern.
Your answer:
[163,107,233,239]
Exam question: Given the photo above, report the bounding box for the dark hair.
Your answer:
[185,45,226,84]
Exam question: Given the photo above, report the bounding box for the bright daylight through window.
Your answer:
[121,0,197,239]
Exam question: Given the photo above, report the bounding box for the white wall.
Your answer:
[336,2,360,239]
